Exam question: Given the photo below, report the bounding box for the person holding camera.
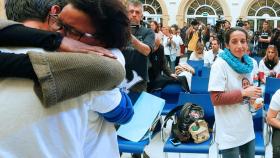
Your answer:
[215,19,226,50]
[123,0,155,93]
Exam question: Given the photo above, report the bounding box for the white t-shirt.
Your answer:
[163,35,183,56]
[203,49,223,67]
[208,57,255,150]
[189,51,204,61]
[269,89,280,120]
[172,35,183,57]
[0,48,123,158]
[258,59,280,76]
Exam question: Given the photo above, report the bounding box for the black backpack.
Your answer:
[163,103,204,143]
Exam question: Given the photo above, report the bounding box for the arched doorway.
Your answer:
[185,0,224,26]
[245,0,280,31]
[139,0,168,27]
[177,0,230,27]
[0,0,6,19]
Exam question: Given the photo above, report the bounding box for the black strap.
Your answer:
[163,105,183,128]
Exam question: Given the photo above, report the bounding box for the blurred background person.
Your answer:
[123,0,155,93]
[270,28,280,54]
[204,38,223,67]
[258,45,280,83]
[186,19,200,60]
[258,20,271,57]
[170,24,183,67]
[189,41,204,61]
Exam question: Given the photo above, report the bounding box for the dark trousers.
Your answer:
[272,128,280,158]
[175,56,180,66]
[129,80,147,93]
[165,55,175,72]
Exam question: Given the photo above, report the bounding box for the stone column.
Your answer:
[0,0,6,19]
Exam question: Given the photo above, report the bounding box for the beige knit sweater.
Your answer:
[0,20,125,107]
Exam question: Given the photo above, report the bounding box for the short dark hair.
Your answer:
[68,0,130,50]
[224,27,248,45]
[150,20,159,33]
[212,38,220,45]
[5,0,67,22]
[191,19,199,26]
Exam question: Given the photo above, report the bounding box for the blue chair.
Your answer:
[254,109,265,156]
[201,66,211,77]
[118,121,161,156]
[187,60,204,76]
[163,93,215,157]
[118,92,165,157]
[190,76,209,94]
[158,83,185,115]
[264,77,280,110]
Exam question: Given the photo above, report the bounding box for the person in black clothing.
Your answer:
[123,0,155,93]
[258,20,272,57]
[270,28,280,54]
[147,36,189,92]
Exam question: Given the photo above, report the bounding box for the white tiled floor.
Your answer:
[121,131,272,158]
[121,119,272,158]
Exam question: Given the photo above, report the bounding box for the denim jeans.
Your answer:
[272,128,280,158]
[220,139,255,158]
[165,55,175,72]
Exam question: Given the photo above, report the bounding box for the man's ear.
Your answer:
[50,5,62,14]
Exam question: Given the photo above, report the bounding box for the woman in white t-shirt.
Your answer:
[267,89,280,158]
[259,45,280,83]
[208,27,262,158]
[189,42,204,61]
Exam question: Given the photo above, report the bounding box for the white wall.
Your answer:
[163,0,248,26]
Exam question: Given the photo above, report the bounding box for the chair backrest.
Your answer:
[161,83,184,104]
[177,92,215,128]
[264,77,280,106]
[201,66,211,77]
[253,109,263,132]
[187,60,204,76]
[190,76,209,94]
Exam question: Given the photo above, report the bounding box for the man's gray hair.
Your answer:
[5,0,67,22]
[127,0,143,11]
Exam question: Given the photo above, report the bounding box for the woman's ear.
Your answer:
[50,5,62,15]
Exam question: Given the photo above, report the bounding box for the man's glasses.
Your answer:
[48,14,96,41]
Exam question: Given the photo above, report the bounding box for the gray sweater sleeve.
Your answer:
[28,52,125,107]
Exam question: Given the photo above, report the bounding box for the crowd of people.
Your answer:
[0,0,280,158]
